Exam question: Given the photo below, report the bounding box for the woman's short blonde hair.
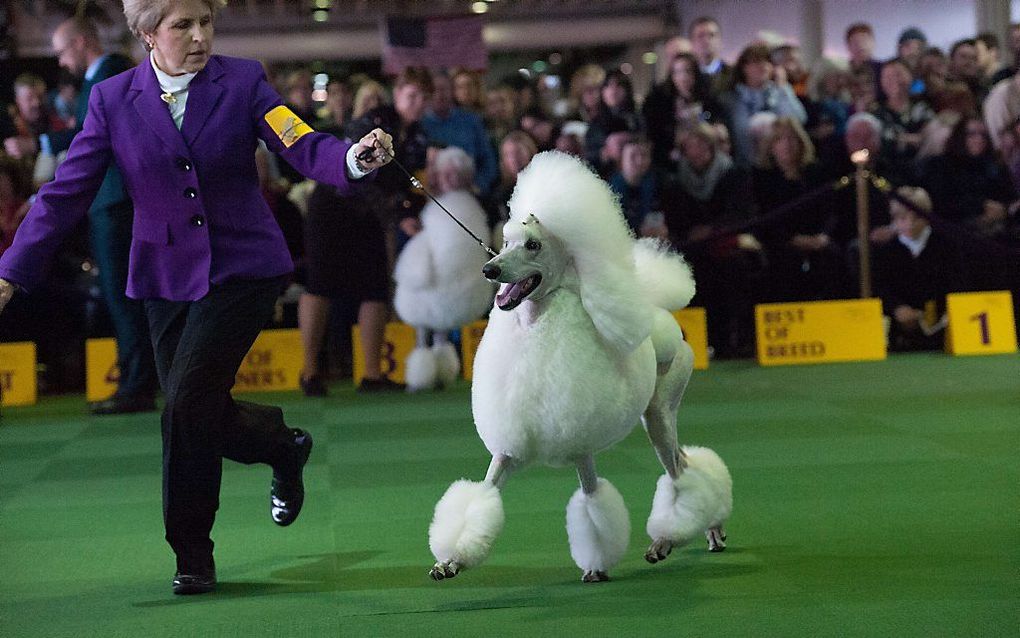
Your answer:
[759,116,816,169]
[893,186,932,215]
[352,80,389,119]
[123,0,227,42]
[569,64,606,101]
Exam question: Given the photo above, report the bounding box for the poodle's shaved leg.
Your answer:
[642,348,693,480]
[415,327,430,348]
[572,455,615,583]
[429,455,515,581]
[576,455,599,495]
[706,526,727,552]
[484,454,517,489]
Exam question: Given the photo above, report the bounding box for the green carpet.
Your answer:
[0,353,1017,637]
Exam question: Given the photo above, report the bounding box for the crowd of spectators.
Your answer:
[3,16,1020,391]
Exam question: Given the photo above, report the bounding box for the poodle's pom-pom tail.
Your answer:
[429,480,505,569]
[404,346,438,392]
[647,447,732,545]
[633,238,696,311]
[566,478,630,573]
[432,342,461,387]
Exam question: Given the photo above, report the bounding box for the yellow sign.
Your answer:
[673,307,709,370]
[233,329,303,393]
[461,320,488,380]
[755,298,886,366]
[945,291,1018,356]
[86,338,119,402]
[264,105,312,148]
[352,322,416,384]
[0,342,37,406]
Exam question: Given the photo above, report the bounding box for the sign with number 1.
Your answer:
[945,291,1018,355]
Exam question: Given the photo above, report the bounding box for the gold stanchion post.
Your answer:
[851,149,871,298]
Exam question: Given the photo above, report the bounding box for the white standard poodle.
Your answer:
[427,150,732,583]
[393,147,495,391]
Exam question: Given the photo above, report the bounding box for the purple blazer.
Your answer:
[0,55,364,301]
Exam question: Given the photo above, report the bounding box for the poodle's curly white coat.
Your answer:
[428,152,731,582]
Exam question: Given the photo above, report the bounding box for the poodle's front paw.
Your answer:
[429,560,461,581]
[706,526,727,552]
[644,539,674,564]
[581,570,610,583]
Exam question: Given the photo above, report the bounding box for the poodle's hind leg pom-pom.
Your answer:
[404,346,439,392]
[429,480,505,580]
[566,478,630,583]
[432,341,461,388]
[645,446,732,563]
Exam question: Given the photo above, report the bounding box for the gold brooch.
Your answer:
[160,91,177,105]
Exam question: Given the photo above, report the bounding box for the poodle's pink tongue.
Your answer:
[496,274,540,310]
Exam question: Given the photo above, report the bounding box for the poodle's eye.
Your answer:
[525,239,541,251]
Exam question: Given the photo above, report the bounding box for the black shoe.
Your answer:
[356,377,406,393]
[172,569,216,595]
[90,394,157,415]
[299,374,328,397]
[270,429,313,526]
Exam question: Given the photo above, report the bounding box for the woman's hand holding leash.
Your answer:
[354,128,394,171]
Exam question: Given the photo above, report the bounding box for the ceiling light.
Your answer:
[471,1,489,13]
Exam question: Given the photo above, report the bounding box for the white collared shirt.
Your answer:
[897,225,932,258]
[150,51,197,130]
[85,54,109,82]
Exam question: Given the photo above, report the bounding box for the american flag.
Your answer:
[381,15,488,75]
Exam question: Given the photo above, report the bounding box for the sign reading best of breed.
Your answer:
[755,298,886,366]
[945,291,1018,355]
[85,338,119,402]
[233,329,303,393]
[0,342,37,406]
[352,322,416,384]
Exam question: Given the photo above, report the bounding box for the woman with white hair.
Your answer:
[0,0,394,595]
[394,146,494,391]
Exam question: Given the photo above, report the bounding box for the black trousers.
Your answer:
[145,276,292,571]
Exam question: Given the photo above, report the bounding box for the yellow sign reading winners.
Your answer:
[233,329,303,393]
[945,291,1018,356]
[85,338,119,402]
[352,322,416,385]
[0,342,37,407]
[755,298,886,366]
[673,308,709,370]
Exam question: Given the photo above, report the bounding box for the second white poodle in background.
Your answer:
[428,151,732,583]
[393,147,495,391]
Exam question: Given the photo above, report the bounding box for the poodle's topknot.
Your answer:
[507,151,653,353]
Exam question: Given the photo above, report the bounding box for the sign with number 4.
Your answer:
[945,291,1018,355]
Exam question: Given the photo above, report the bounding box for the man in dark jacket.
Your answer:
[48,17,156,414]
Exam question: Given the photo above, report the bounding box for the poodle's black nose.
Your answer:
[482,263,501,280]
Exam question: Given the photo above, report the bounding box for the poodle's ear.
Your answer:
[578,262,653,354]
